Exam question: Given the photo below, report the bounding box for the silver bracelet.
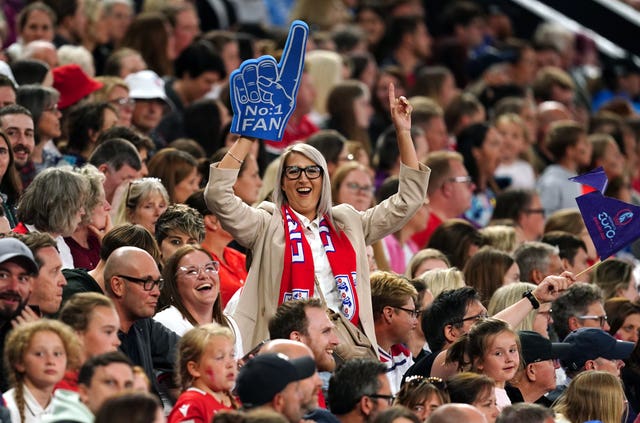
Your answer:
[227,150,244,165]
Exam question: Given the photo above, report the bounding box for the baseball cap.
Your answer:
[236,352,316,408]
[562,327,634,371]
[0,237,38,274]
[125,70,168,102]
[518,330,571,365]
[52,64,103,110]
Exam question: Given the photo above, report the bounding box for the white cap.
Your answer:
[125,70,168,101]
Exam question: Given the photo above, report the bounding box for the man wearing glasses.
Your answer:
[371,272,419,394]
[411,151,474,248]
[551,282,609,342]
[103,246,179,405]
[328,359,393,423]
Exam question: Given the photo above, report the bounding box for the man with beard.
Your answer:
[0,237,40,390]
[0,104,35,172]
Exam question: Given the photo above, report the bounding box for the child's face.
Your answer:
[496,120,525,163]
[191,336,236,393]
[476,331,519,385]
[17,330,67,390]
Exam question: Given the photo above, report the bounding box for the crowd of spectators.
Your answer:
[0,0,637,422]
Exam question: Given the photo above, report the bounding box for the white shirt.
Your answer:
[4,384,54,423]
[291,210,342,313]
[153,305,245,357]
[25,224,74,269]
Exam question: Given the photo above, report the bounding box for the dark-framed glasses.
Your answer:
[393,306,420,319]
[366,394,395,405]
[283,165,323,180]
[450,312,488,325]
[523,208,546,217]
[178,261,220,277]
[117,274,164,291]
[577,314,608,327]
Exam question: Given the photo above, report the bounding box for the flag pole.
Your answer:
[574,259,603,279]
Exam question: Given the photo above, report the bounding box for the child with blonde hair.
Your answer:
[3,319,81,423]
[494,113,535,189]
[446,317,521,411]
[169,324,238,423]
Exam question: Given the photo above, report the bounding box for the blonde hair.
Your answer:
[114,178,170,227]
[405,248,450,278]
[5,320,81,423]
[370,271,418,318]
[94,76,129,102]
[176,324,236,392]
[553,371,626,423]
[418,268,465,299]
[480,225,518,253]
[306,50,344,116]
[488,282,537,332]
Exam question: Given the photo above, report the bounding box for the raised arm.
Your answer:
[218,137,255,170]
[388,82,419,170]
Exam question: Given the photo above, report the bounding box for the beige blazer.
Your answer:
[205,162,430,352]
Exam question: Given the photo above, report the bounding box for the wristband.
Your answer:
[227,150,244,165]
[522,289,540,309]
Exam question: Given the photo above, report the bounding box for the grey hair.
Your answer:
[17,166,89,236]
[272,143,333,222]
[74,164,106,226]
[103,0,134,13]
[513,241,559,283]
[114,178,169,226]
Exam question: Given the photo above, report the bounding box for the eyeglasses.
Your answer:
[178,261,220,277]
[393,306,420,319]
[117,274,164,291]
[523,208,546,217]
[345,182,374,195]
[366,394,395,405]
[44,103,59,113]
[404,375,447,391]
[283,165,323,180]
[577,314,608,327]
[446,175,473,185]
[450,312,488,325]
[110,97,136,108]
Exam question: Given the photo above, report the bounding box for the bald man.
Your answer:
[427,404,487,423]
[104,246,179,402]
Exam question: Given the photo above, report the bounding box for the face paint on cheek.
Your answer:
[206,367,215,379]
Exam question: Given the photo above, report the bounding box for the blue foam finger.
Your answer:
[243,63,260,102]
[228,20,309,141]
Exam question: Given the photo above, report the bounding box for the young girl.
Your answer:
[169,324,238,423]
[446,317,521,411]
[3,319,81,423]
[494,113,535,189]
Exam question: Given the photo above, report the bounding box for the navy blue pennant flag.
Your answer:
[569,166,608,193]
[576,190,640,260]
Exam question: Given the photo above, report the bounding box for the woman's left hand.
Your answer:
[388,82,412,133]
[88,213,113,243]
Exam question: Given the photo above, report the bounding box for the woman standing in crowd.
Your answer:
[447,372,500,423]
[591,258,639,301]
[206,83,429,352]
[395,376,449,421]
[463,247,520,306]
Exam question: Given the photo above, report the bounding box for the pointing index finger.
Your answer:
[277,20,309,96]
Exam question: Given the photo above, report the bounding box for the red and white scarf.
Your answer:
[279,205,359,324]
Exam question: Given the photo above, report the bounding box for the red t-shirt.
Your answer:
[411,213,444,250]
[168,388,235,423]
[264,115,319,154]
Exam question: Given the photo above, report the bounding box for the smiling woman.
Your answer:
[206,83,430,353]
[154,245,243,356]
